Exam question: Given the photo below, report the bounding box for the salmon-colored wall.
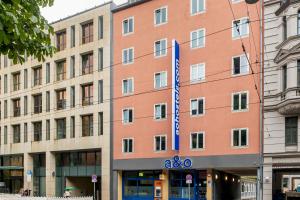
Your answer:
[113,0,261,160]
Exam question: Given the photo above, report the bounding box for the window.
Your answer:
[24,96,28,115]
[154,135,166,151]
[56,118,66,139]
[191,29,205,49]
[24,69,28,89]
[98,16,104,39]
[12,72,20,91]
[122,48,134,64]
[123,17,134,35]
[98,112,103,135]
[191,132,204,149]
[56,30,66,51]
[46,91,50,112]
[70,116,75,138]
[98,48,103,71]
[33,122,42,142]
[4,74,7,93]
[82,21,93,44]
[232,0,243,3]
[46,63,50,83]
[190,63,205,82]
[282,65,287,91]
[122,78,134,95]
[154,71,167,89]
[232,92,248,111]
[82,53,93,75]
[232,18,249,38]
[123,138,133,153]
[154,104,167,120]
[56,89,66,110]
[24,123,28,143]
[70,86,75,108]
[46,120,50,140]
[4,126,7,144]
[298,11,300,35]
[33,94,42,114]
[190,98,204,116]
[123,108,133,124]
[33,66,42,86]
[283,16,287,40]
[82,115,93,137]
[232,128,248,147]
[154,7,167,25]
[298,60,300,87]
[285,117,298,146]
[154,39,167,57]
[233,54,249,75]
[70,56,75,78]
[4,100,7,119]
[71,25,75,48]
[4,55,7,68]
[13,125,21,143]
[56,60,66,81]
[82,84,93,106]
[98,80,103,104]
[191,0,205,15]
[13,98,21,117]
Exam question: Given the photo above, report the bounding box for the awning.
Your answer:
[0,166,24,170]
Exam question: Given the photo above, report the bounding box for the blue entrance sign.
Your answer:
[172,39,180,151]
[164,156,192,169]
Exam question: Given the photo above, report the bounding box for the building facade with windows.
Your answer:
[112,0,262,200]
[0,3,112,199]
[263,0,300,199]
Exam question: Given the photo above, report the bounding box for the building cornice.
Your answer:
[112,0,152,13]
[275,0,300,16]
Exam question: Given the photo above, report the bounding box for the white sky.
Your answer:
[41,0,127,23]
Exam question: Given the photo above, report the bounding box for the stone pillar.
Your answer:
[117,171,122,200]
[46,151,56,197]
[263,157,273,200]
[162,170,169,200]
[206,169,213,200]
[101,141,110,200]
[23,153,33,196]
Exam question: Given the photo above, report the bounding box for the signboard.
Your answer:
[164,156,192,169]
[186,174,192,184]
[172,39,180,151]
[92,174,97,183]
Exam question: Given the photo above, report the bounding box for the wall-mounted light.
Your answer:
[215,174,218,180]
[245,0,259,4]
[232,178,235,182]
[225,176,228,181]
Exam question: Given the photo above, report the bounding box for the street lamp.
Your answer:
[245,0,259,4]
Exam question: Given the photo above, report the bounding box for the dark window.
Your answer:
[4,126,7,144]
[98,16,103,39]
[33,67,42,86]
[297,60,300,87]
[191,99,204,116]
[46,120,50,140]
[82,53,93,75]
[155,136,166,151]
[24,69,28,89]
[71,25,75,48]
[56,30,66,51]
[82,84,93,106]
[46,91,50,112]
[283,16,287,40]
[33,94,42,114]
[56,118,66,139]
[70,86,75,108]
[56,89,66,110]
[24,123,28,142]
[285,117,298,146]
[98,112,103,135]
[82,22,93,44]
[191,133,204,149]
[123,138,133,153]
[283,65,287,91]
[56,60,66,81]
[98,48,103,71]
[13,125,21,143]
[46,63,50,83]
[13,98,21,117]
[70,56,75,78]
[12,72,20,91]
[298,11,300,35]
[82,115,93,137]
[98,80,103,104]
[70,116,75,138]
[33,122,42,141]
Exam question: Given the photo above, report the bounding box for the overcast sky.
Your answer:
[41,0,127,22]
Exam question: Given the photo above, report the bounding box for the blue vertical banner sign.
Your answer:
[172,39,180,151]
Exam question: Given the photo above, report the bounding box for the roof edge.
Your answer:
[112,0,152,13]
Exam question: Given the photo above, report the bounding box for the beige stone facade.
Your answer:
[0,3,112,199]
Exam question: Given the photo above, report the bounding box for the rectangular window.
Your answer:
[4,74,7,93]
[154,7,167,25]
[233,54,249,75]
[33,121,42,141]
[24,96,28,115]
[123,138,133,153]
[298,11,300,35]
[283,65,287,91]
[82,115,93,137]
[4,126,7,144]
[46,120,50,140]
[13,98,21,117]
[191,0,205,15]
[56,60,66,81]
[24,69,28,89]
[56,89,66,110]
[123,108,133,124]
[98,80,103,104]
[13,125,21,143]
[56,118,66,139]
[82,53,93,75]
[98,112,103,135]
[46,91,50,112]
[12,72,20,91]
[24,123,28,143]
[56,30,66,51]
[46,63,50,83]
[298,61,300,87]
[232,92,248,111]
[154,71,167,89]
[154,39,167,57]
[190,98,204,116]
[98,16,104,39]
[122,48,134,65]
[191,29,205,49]
[70,116,75,138]
[98,48,103,71]
[154,104,167,120]
[285,117,298,146]
[82,84,93,106]
[154,135,166,151]
[191,132,204,149]
[33,66,42,86]
[71,25,75,48]
[283,16,287,40]
[232,18,249,38]
[4,100,7,119]
[122,78,134,95]
[33,94,42,114]
[123,17,134,35]
[70,86,75,108]
[232,128,248,147]
[4,55,7,68]
[70,56,75,78]
[190,63,205,82]
[82,21,93,44]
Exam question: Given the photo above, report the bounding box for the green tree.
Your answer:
[0,0,55,64]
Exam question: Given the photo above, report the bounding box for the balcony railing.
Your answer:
[14,108,20,117]
[57,99,66,110]
[34,105,42,114]
[82,96,93,106]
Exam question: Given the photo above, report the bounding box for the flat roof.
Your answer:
[112,0,152,13]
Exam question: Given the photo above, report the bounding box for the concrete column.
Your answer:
[101,140,110,200]
[117,171,122,200]
[23,153,33,196]
[206,169,213,200]
[46,151,56,197]
[263,157,273,200]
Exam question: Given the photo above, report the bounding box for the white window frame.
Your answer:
[154,71,168,89]
[154,6,168,26]
[190,28,205,49]
[154,38,168,58]
[232,91,249,112]
[122,108,134,124]
[231,128,249,148]
[190,0,206,16]
[232,17,249,39]
[154,135,167,152]
[190,132,205,150]
[232,0,243,4]
[122,78,134,95]
[154,103,167,120]
[190,97,205,117]
[122,16,134,36]
[232,53,249,76]
[190,63,205,82]
[122,138,134,153]
[122,47,134,65]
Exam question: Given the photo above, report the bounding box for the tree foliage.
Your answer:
[0,0,55,64]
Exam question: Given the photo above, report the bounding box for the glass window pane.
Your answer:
[233,130,239,146]
[241,130,247,146]
[241,93,247,109]
[233,94,240,110]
